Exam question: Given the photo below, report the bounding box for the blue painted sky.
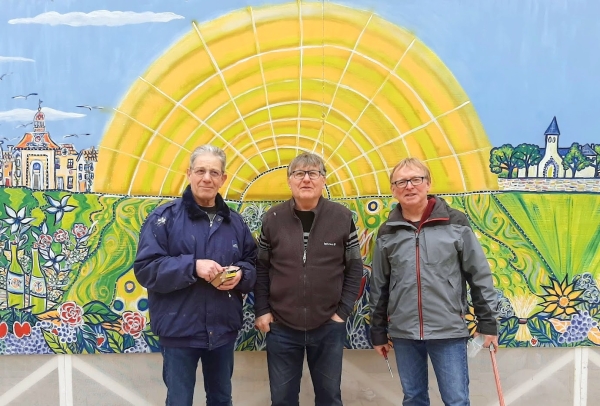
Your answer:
[0,0,598,152]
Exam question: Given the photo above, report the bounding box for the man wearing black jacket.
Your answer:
[254,152,363,406]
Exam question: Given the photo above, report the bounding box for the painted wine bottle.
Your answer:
[29,248,47,313]
[7,242,25,308]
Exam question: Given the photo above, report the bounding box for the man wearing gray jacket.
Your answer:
[369,157,499,406]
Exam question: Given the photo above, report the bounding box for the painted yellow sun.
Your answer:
[95,2,497,200]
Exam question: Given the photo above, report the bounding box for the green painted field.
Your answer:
[1,188,599,353]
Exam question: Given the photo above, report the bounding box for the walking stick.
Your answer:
[489,345,505,406]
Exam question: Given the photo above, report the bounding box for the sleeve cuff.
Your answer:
[477,322,498,336]
[370,330,389,346]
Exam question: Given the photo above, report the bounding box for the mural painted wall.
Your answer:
[1,0,600,354]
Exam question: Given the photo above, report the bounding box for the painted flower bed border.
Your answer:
[0,301,158,355]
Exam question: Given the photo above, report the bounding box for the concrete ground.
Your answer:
[0,348,598,405]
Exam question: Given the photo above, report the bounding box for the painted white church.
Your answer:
[516,117,597,178]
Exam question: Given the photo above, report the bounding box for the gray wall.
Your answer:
[0,348,598,405]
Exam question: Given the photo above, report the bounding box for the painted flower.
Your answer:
[539,276,584,318]
[240,204,268,233]
[45,194,76,224]
[53,229,69,243]
[0,321,8,339]
[37,234,53,249]
[464,305,478,335]
[121,311,146,339]
[59,301,84,327]
[72,223,88,239]
[13,321,32,339]
[2,205,34,233]
[42,248,66,272]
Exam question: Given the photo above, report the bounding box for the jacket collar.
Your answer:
[288,196,325,214]
[182,185,231,221]
[388,195,450,224]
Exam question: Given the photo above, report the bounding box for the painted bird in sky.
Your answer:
[15,122,33,128]
[63,133,91,138]
[0,72,13,80]
[76,105,103,110]
[12,93,38,100]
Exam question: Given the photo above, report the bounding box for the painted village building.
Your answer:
[0,104,97,191]
[517,116,597,178]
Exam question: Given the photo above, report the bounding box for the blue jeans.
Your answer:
[266,320,346,406]
[161,341,235,406]
[392,337,470,406]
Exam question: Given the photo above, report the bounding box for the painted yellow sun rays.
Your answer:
[95,2,498,200]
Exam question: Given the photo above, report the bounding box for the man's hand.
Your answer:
[330,313,344,323]
[195,260,223,282]
[217,269,242,291]
[255,313,274,333]
[476,333,499,352]
[373,344,391,357]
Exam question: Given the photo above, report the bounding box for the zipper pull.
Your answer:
[303,249,306,264]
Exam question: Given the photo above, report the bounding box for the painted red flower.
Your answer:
[59,301,84,327]
[0,321,8,339]
[13,321,32,339]
[53,229,69,243]
[37,234,53,249]
[72,223,88,239]
[121,311,146,339]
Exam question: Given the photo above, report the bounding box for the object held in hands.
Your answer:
[210,266,240,287]
[467,334,486,358]
[382,348,394,378]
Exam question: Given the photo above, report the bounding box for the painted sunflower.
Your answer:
[539,276,584,318]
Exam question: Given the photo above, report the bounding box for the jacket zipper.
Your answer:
[300,211,314,331]
[292,202,316,331]
[414,217,449,340]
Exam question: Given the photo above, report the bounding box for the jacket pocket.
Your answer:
[222,290,244,331]
[447,276,465,316]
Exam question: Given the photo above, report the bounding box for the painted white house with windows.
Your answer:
[516,117,596,178]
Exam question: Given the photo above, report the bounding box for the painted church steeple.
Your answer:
[544,116,560,136]
[544,116,560,155]
[33,99,46,133]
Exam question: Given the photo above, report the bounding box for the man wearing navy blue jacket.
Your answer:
[134,145,257,406]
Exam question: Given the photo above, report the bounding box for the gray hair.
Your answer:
[287,152,326,177]
[390,157,432,183]
[190,145,227,173]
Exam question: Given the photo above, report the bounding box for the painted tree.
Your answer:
[489,144,525,179]
[514,143,543,177]
[562,143,593,178]
[593,144,600,177]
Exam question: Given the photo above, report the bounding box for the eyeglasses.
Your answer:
[290,170,323,180]
[391,176,426,188]
[191,168,223,178]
